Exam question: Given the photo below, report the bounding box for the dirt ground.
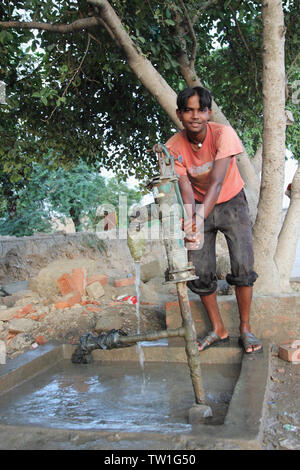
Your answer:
[261,347,300,450]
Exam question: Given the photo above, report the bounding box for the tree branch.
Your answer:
[178,0,197,68]
[0,16,102,33]
[192,0,219,24]
[228,5,259,94]
[45,35,91,121]
[287,51,300,78]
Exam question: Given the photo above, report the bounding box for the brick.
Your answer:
[80,300,100,306]
[85,306,102,312]
[6,333,17,344]
[35,335,47,345]
[38,313,47,321]
[279,340,300,363]
[106,301,121,307]
[57,273,77,296]
[114,277,135,288]
[65,291,82,307]
[55,301,70,310]
[18,303,36,317]
[86,274,107,287]
[165,301,178,311]
[13,304,36,318]
[55,291,82,309]
[72,268,86,296]
[86,282,105,299]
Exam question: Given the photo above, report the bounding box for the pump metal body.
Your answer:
[147,144,206,409]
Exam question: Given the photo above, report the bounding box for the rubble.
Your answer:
[86,282,105,299]
[0,258,168,359]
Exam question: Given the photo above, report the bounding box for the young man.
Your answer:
[165,86,262,354]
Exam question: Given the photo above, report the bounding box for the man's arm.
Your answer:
[179,156,232,237]
[201,156,232,219]
[178,174,196,221]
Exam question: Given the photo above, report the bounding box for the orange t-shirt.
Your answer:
[165,122,244,204]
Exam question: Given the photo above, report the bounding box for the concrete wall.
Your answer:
[166,292,300,343]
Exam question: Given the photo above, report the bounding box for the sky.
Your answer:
[283,155,298,208]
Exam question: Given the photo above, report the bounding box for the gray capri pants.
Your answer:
[187,190,258,296]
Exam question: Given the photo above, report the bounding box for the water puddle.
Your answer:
[0,360,240,433]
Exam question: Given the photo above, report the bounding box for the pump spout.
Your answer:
[127,221,146,262]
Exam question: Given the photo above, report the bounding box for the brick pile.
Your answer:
[0,265,166,360]
[55,269,107,309]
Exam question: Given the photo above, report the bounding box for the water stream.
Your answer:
[134,262,146,389]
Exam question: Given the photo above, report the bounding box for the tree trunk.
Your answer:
[69,204,82,232]
[275,164,300,292]
[2,177,19,220]
[253,0,286,294]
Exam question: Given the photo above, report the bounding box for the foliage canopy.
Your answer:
[0,0,299,186]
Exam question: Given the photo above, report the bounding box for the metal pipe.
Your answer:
[146,143,207,406]
[176,282,206,405]
[117,327,185,345]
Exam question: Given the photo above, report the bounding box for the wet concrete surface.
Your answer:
[0,340,272,450]
[0,360,240,433]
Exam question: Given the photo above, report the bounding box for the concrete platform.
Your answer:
[166,292,300,343]
[0,338,271,450]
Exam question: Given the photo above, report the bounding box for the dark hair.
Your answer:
[177,86,212,111]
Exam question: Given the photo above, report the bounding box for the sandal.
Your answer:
[238,332,263,354]
[197,331,230,352]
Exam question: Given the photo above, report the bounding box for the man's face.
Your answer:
[176,94,212,135]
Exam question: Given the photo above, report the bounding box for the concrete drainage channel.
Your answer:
[0,339,270,450]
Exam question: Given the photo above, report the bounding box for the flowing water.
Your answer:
[134,262,146,389]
